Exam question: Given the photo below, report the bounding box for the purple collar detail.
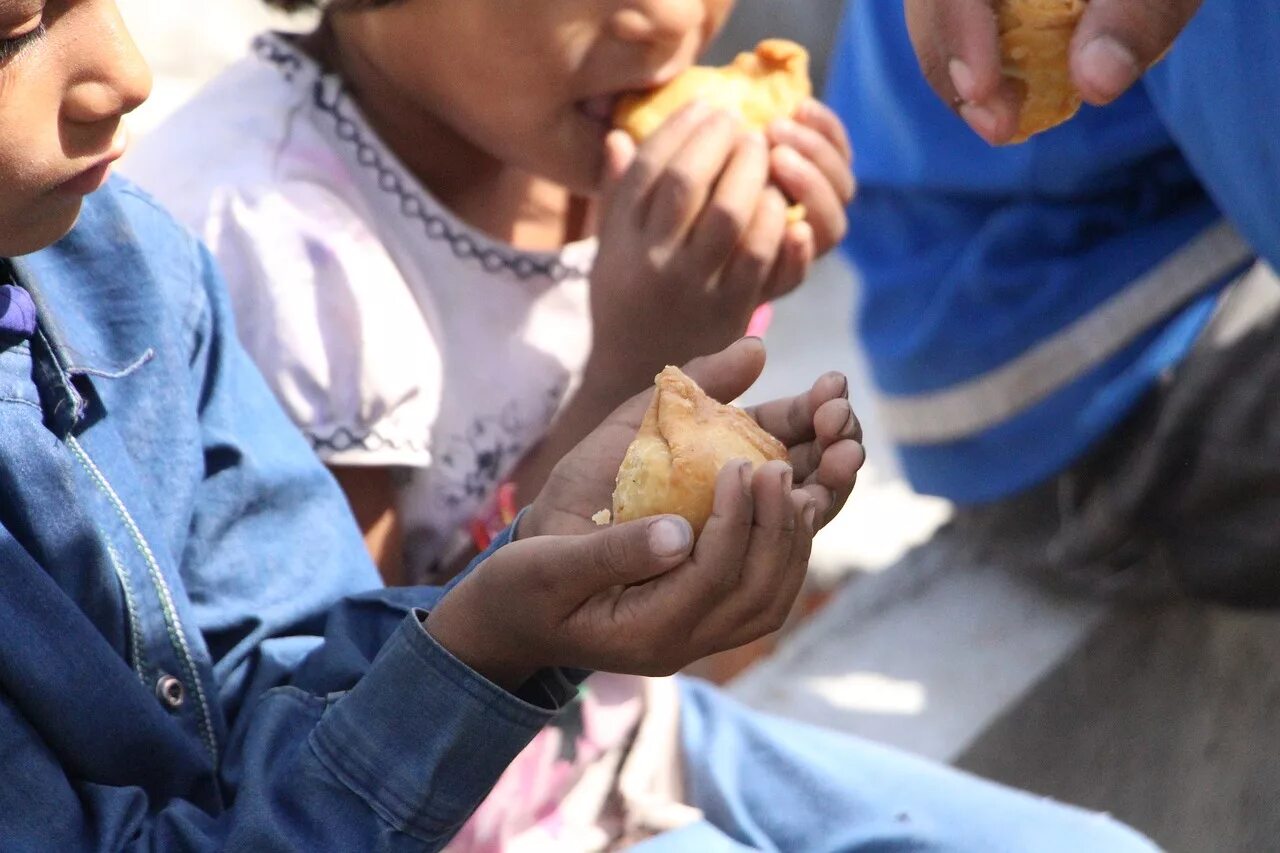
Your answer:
[0,284,37,339]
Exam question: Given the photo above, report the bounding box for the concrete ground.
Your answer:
[119,4,1280,850]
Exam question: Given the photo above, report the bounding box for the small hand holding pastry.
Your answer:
[612,40,853,257]
[431,341,863,685]
[523,338,864,544]
[611,366,787,535]
[616,41,811,222]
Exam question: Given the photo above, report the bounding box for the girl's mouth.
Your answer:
[576,94,623,128]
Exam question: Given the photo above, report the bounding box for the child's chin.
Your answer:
[549,152,608,198]
[3,200,83,257]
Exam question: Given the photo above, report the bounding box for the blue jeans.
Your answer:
[634,680,1157,852]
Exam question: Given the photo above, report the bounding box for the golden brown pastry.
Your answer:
[614,40,812,223]
[615,39,812,140]
[998,0,1089,143]
[611,366,789,536]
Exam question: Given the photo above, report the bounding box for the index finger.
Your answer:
[906,0,1022,144]
[609,99,715,215]
[745,371,849,448]
[793,99,854,167]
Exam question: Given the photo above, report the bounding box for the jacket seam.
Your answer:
[67,435,220,768]
[105,542,151,686]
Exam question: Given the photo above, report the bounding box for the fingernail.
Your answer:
[648,517,692,557]
[958,103,1001,140]
[781,466,793,491]
[739,460,754,491]
[949,58,977,102]
[841,405,858,438]
[803,501,818,534]
[1077,36,1140,102]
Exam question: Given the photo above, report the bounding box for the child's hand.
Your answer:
[766,99,856,269]
[587,103,793,389]
[524,337,864,544]
[425,459,810,689]
[426,339,864,690]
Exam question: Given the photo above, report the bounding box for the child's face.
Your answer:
[340,0,734,195]
[0,0,150,257]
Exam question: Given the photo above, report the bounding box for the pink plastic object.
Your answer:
[746,302,774,338]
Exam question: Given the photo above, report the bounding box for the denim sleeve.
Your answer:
[19,230,569,849]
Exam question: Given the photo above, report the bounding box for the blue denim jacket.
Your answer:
[0,178,574,851]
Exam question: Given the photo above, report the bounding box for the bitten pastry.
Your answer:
[998,0,1088,142]
[614,39,812,222]
[614,39,811,139]
[611,366,789,536]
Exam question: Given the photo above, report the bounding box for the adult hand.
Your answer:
[905,0,1205,144]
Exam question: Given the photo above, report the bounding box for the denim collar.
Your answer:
[7,256,152,436]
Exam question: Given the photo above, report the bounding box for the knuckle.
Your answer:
[659,168,700,212]
[599,533,632,578]
[703,202,751,248]
[742,238,775,273]
[631,154,661,186]
[765,603,790,635]
[631,647,679,678]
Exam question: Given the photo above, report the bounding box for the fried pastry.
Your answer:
[611,366,789,536]
[615,39,812,223]
[998,0,1089,142]
[615,39,812,139]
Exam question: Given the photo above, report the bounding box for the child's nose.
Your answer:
[613,0,707,45]
[63,5,153,125]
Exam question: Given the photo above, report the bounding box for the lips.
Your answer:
[56,125,130,196]
[577,94,623,126]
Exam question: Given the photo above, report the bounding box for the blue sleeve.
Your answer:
[176,238,574,850]
[1140,0,1280,270]
[0,202,572,850]
[823,0,1218,391]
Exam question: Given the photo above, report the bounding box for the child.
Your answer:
[127,0,857,587]
[128,3,857,847]
[0,2,1159,850]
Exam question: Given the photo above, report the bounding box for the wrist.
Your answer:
[426,592,539,693]
[578,357,652,415]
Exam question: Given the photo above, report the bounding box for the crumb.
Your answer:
[592,509,612,526]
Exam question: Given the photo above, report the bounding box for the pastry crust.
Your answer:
[998,0,1089,142]
[615,40,811,223]
[611,366,789,535]
[614,39,812,140]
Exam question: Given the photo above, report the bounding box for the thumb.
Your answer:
[556,516,694,599]
[681,337,768,405]
[1071,0,1204,105]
